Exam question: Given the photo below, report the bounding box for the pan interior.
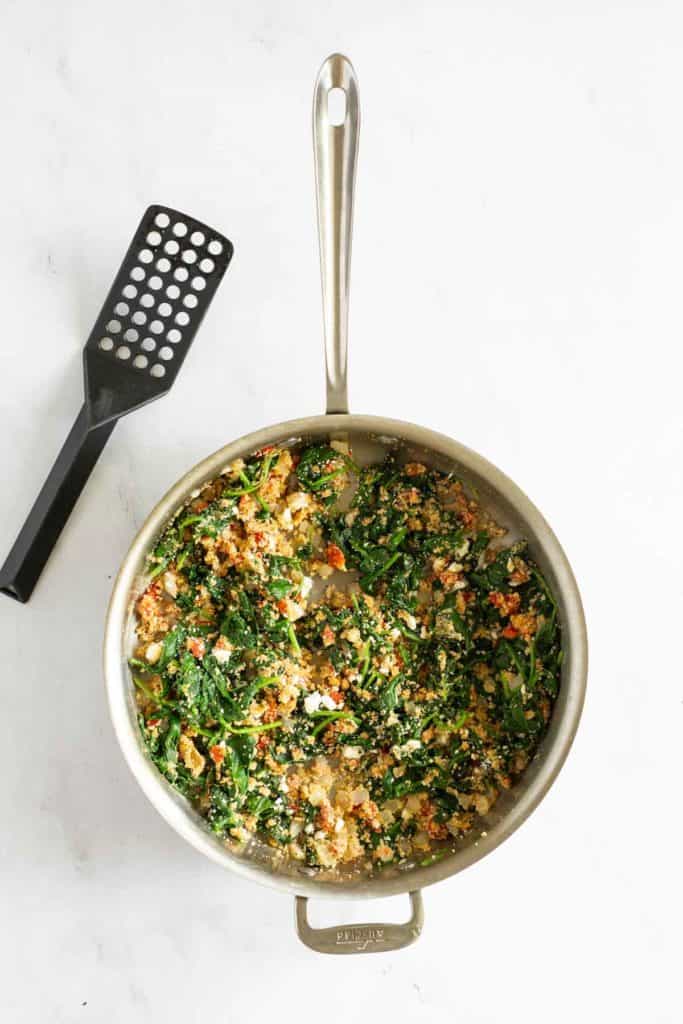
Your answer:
[114,416,583,897]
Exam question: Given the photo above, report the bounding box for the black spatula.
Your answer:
[0,204,233,603]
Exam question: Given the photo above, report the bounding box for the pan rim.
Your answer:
[104,413,587,900]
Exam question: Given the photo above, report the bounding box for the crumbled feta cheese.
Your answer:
[304,823,314,835]
[299,575,313,598]
[320,694,338,711]
[284,600,305,622]
[334,817,345,833]
[212,646,232,665]
[290,821,302,838]
[163,571,178,598]
[342,745,362,760]
[304,691,323,714]
[145,642,162,664]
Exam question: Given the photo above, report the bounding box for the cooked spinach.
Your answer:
[135,444,562,872]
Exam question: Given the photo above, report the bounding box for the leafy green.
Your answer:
[379,675,401,712]
[135,443,563,867]
[220,610,257,650]
[296,444,358,497]
[267,577,294,600]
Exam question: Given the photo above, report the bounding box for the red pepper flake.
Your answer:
[186,637,206,659]
[146,718,161,728]
[326,544,346,570]
[209,745,225,766]
[502,624,519,639]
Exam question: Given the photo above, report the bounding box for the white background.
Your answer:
[1,1,681,1021]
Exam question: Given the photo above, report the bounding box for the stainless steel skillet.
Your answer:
[104,54,587,954]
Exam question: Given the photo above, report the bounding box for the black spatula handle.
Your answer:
[0,407,116,602]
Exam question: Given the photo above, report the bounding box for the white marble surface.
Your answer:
[1,1,681,1021]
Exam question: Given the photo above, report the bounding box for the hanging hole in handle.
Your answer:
[327,87,347,126]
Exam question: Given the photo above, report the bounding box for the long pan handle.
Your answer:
[313,53,360,415]
[0,406,116,602]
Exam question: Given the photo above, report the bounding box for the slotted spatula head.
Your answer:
[84,204,233,426]
[0,204,233,602]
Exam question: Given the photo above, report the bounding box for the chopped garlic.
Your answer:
[304,691,323,714]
